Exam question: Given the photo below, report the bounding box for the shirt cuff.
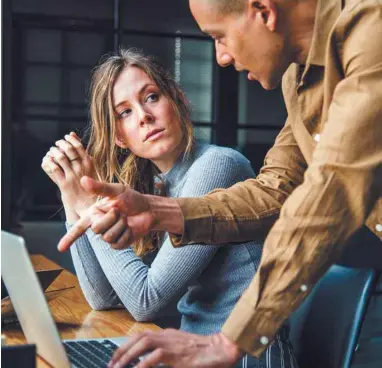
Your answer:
[221,291,286,358]
[169,197,213,247]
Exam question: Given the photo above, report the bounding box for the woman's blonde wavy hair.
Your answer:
[87,48,194,256]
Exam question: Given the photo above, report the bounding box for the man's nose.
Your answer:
[215,42,234,67]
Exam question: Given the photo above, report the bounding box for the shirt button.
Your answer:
[376,224,382,232]
[260,336,269,345]
[300,284,308,292]
[314,133,321,142]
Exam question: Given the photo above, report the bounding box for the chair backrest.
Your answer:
[289,265,378,368]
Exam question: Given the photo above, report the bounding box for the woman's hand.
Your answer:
[41,132,97,223]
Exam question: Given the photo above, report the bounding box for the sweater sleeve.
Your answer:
[68,227,121,310]
[72,149,256,321]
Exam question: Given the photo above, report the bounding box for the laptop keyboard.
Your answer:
[63,339,140,368]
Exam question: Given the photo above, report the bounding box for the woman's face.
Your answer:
[113,66,184,172]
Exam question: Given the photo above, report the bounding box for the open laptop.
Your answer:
[1,230,141,368]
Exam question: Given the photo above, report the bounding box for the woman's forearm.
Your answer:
[63,202,80,224]
[67,224,120,310]
[62,193,96,224]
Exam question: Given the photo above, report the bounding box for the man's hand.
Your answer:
[108,330,244,368]
[57,176,156,252]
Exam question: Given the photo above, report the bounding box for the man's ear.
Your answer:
[247,0,277,32]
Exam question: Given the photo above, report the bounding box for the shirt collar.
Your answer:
[305,0,342,67]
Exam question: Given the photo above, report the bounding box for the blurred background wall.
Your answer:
[2,0,286,270]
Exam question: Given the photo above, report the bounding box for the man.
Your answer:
[60,0,382,367]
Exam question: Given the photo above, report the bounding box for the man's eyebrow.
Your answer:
[114,83,156,109]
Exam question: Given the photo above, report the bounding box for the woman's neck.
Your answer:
[152,142,187,173]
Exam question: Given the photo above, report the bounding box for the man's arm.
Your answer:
[170,116,307,245]
[59,119,305,250]
[222,5,382,357]
[58,176,187,252]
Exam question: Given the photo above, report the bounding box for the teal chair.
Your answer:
[289,265,380,368]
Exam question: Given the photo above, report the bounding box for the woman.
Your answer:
[42,49,297,367]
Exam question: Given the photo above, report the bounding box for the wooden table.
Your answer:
[2,254,161,367]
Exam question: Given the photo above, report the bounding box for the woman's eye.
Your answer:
[146,93,159,103]
[119,108,131,118]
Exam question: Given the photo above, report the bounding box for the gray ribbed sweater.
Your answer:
[68,143,264,335]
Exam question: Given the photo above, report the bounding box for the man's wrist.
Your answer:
[147,195,184,235]
[212,333,244,363]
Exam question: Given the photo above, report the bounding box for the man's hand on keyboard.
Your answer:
[107,329,244,368]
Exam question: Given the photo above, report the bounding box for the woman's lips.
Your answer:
[247,72,257,81]
[145,129,165,142]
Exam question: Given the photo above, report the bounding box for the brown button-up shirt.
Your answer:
[170,0,382,358]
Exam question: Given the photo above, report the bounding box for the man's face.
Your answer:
[189,0,291,90]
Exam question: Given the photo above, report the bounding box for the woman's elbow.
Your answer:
[88,301,109,311]
[85,296,113,311]
[129,307,159,322]
[132,314,153,323]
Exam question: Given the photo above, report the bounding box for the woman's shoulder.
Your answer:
[184,143,255,181]
[175,143,255,196]
[193,143,252,169]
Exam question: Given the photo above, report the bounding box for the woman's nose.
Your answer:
[138,107,154,126]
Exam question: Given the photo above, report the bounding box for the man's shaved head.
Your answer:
[207,0,245,14]
[190,0,312,90]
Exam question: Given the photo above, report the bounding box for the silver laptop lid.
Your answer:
[1,230,71,368]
